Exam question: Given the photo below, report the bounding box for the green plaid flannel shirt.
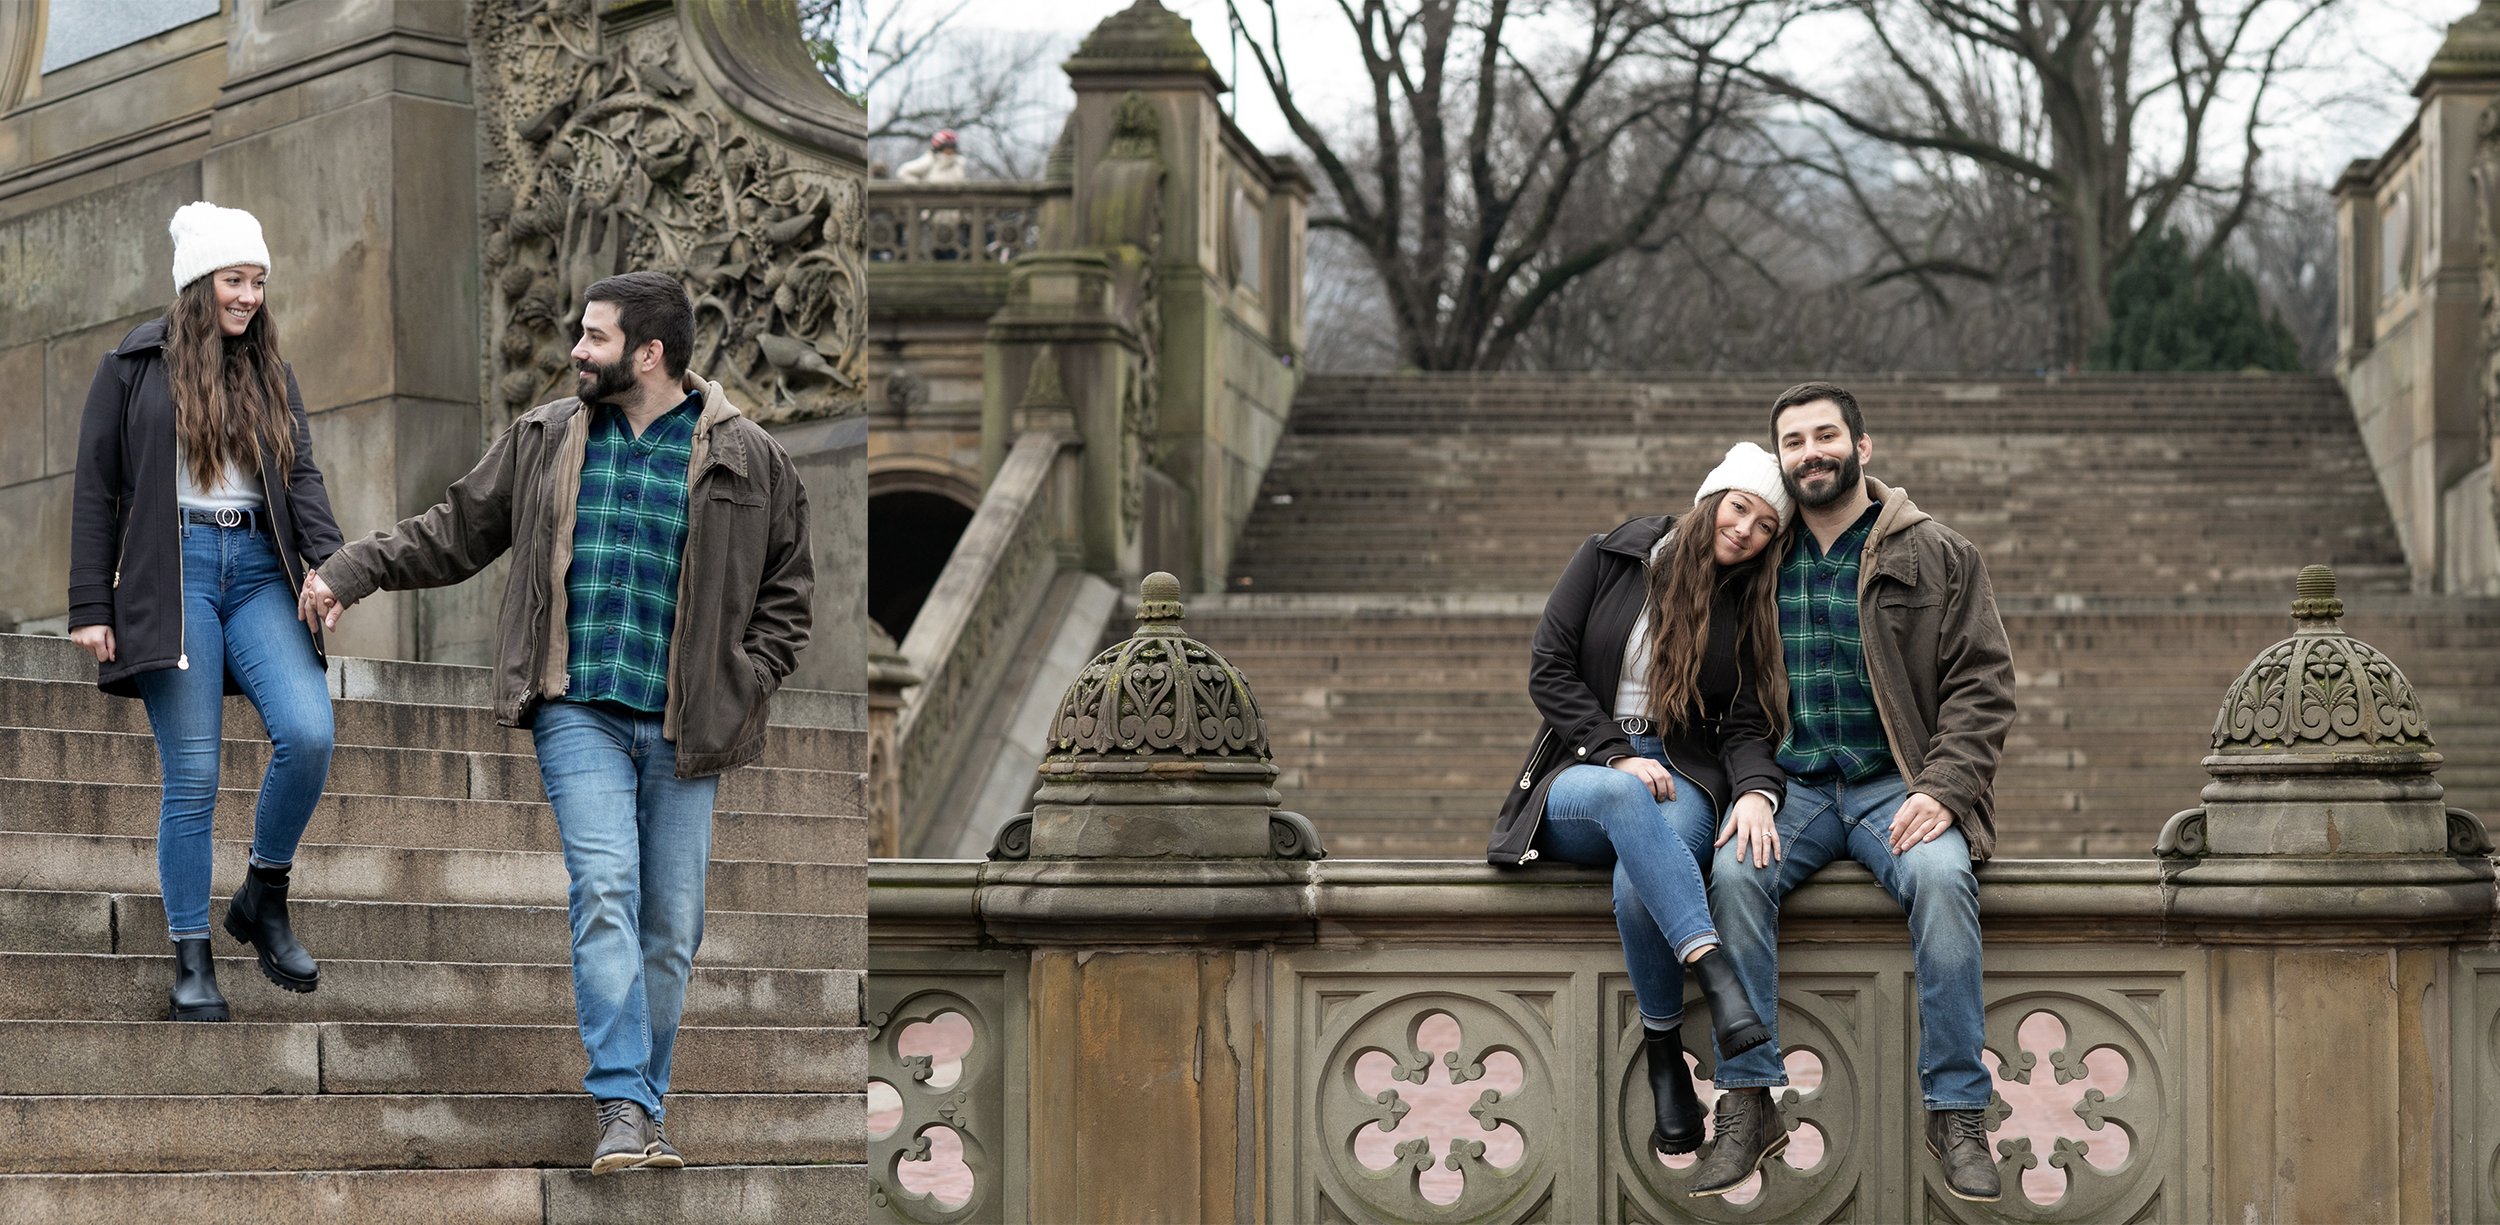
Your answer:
[564,393,700,712]
[1776,502,1895,782]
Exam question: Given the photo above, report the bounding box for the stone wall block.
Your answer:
[44,312,158,480]
[0,166,196,342]
[0,341,44,488]
[0,474,75,629]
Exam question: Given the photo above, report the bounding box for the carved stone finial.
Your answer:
[1107,91,1164,162]
[1024,572,1302,859]
[2210,565,2430,754]
[2291,564,2344,626]
[1135,570,1184,628]
[2181,566,2460,858]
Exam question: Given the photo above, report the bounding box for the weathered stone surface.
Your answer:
[0,340,44,487]
[544,1164,867,1225]
[0,1169,543,1224]
[0,473,73,629]
[0,166,194,341]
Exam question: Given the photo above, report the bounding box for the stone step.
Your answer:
[0,888,861,971]
[0,1020,864,1096]
[0,951,860,1027]
[0,726,858,817]
[0,676,865,774]
[0,1165,866,1225]
[0,1091,863,1174]
[0,830,863,916]
[0,776,865,865]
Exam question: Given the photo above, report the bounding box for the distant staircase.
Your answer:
[0,634,865,1221]
[1208,374,2500,858]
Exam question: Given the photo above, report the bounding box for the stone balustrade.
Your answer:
[866,182,1053,264]
[869,568,2494,1222]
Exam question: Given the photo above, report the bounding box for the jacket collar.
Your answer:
[527,371,751,473]
[113,316,171,356]
[1597,514,1672,558]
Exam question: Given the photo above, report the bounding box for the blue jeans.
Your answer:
[1535,734,1719,1029]
[1707,772,1989,1110]
[531,700,721,1119]
[134,525,334,939]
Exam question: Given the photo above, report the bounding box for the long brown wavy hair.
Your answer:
[167,272,293,493]
[1641,491,1791,739]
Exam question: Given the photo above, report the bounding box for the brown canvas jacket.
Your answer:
[1854,477,2016,860]
[318,372,813,777]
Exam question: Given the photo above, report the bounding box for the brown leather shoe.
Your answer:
[1926,1108,2002,1202]
[1686,1087,1786,1197]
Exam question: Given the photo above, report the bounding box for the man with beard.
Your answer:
[298,271,813,1173]
[1686,381,2014,1203]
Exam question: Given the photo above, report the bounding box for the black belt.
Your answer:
[181,507,273,533]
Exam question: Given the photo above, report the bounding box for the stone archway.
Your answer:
[869,466,981,642]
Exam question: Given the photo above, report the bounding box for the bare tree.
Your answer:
[1730,0,2338,366]
[804,0,1072,179]
[1228,0,1801,371]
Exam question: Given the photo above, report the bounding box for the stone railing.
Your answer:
[867,852,2493,1223]
[867,182,1052,264]
[868,566,2496,1222]
[891,430,1074,841]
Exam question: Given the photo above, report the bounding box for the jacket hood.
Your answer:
[113,317,171,356]
[1863,476,1931,546]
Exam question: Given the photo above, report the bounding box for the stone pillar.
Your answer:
[961,573,1321,1223]
[2157,566,2492,1222]
[2335,159,2380,368]
[867,626,920,858]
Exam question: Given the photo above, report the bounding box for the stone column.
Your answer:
[867,626,920,859]
[2158,566,2492,1222]
[2335,160,2380,369]
[964,573,1322,1223]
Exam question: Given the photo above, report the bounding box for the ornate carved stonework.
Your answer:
[1092,91,1165,538]
[2210,566,2433,753]
[1048,572,1267,759]
[470,0,867,425]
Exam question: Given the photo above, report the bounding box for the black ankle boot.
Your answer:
[1643,1026,1705,1154]
[168,937,229,1021]
[1689,947,1769,1057]
[223,862,319,992]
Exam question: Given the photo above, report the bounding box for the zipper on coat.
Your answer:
[1519,727,1554,790]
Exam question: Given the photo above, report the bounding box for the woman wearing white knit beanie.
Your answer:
[66,201,344,1022]
[1485,438,1796,1159]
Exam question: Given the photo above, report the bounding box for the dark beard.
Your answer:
[575,356,635,404]
[1783,449,1861,510]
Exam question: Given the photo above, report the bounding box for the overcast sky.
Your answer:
[871,0,2474,180]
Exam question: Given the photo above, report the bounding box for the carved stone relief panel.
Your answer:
[469,0,866,426]
[1271,945,2206,1224]
[868,953,1030,1225]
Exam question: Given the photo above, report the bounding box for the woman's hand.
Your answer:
[1609,755,1676,801]
[70,625,115,664]
[1716,790,1781,869]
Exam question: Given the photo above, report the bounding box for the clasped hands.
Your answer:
[298,570,350,630]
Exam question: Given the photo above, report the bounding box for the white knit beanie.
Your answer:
[1694,441,1793,527]
[168,201,271,292]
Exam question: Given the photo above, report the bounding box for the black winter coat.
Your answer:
[67,317,344,697]
[1486,514,1786,865]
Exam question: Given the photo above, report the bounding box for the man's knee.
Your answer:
[1896,841,1976,904]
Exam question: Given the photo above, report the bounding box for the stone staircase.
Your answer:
[1213,374,2500,859]
[0,634,866,1222]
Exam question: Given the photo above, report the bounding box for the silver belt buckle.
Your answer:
[214,507,244,529]
[1618,716,1653,736]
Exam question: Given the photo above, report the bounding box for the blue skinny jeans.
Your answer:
[1706,771,1990,1110]
[1534,733,1719,1030]
[134,524,335,940]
